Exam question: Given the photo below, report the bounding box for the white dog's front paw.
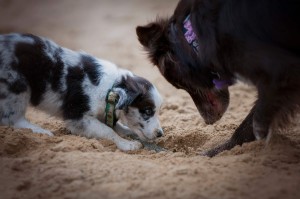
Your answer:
[116,140,143,151]
[120,128,135,136]
[115,123,135,136]
[32,128,53,136]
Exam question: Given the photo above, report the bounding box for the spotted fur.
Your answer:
[0,33,163,151]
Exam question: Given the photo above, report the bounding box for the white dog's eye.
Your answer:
[140,108,154,117]
[144,108,153,116]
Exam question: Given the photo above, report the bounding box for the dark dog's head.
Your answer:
[136,17,230,124]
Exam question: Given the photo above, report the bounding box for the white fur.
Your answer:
[0,33,163,151]
[36,86,63,117]
[117,86,163,141]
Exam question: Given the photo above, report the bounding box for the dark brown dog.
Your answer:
[136,0,300,156]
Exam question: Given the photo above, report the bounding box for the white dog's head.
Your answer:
[113,74,163,141]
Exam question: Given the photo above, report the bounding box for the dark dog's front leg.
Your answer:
[204,106,257,157]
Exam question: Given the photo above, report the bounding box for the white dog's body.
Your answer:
[0,33,163,151]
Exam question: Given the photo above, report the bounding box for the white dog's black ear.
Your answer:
[112,75,153,110]
[112,87,141,110]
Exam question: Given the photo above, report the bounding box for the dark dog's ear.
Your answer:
[136,23,163,48]
[112,88,140,110]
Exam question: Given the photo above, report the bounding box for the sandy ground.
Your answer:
[0,0,300,199]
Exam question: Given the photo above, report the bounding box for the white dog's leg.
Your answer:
[0,88,53,136]
[66,116,142,151]
[14,117,53,136]
[114,122,136,136]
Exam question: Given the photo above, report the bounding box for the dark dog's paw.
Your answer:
[202,107,257,157]
[201,140,236,157]
[201,148,221,157]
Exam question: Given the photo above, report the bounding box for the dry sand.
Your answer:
[0,0,300,199]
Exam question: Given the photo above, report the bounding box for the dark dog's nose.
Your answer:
[156,129,164,137]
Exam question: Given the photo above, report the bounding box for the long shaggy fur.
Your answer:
[136,0,300,156]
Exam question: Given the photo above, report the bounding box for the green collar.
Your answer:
[105,89,119,128]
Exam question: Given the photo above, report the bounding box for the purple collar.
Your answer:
[183,15,233,89]
[183,15,200,52]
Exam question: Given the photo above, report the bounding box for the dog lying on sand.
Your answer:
[0,33,163,151]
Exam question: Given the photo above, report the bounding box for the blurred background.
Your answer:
[0,0,177,94]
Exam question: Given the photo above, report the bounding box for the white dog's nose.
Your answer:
[155,128,164,137]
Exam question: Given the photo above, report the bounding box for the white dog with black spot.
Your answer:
[0,33,163,151]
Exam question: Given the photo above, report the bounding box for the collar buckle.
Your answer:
[107,91,119,104]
